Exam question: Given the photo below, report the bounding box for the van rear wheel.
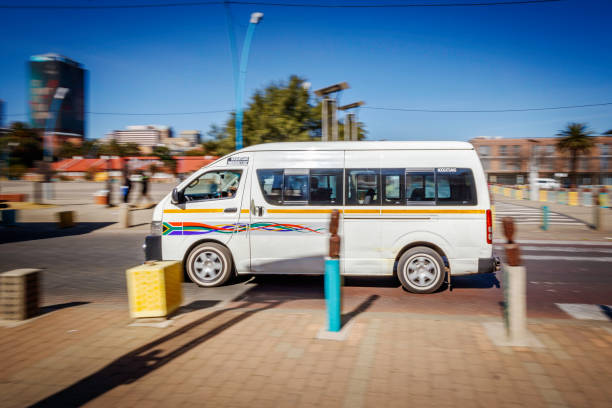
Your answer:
[397,246,445,294]
[186,242,233,287]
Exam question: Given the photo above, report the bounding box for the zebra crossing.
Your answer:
[493,201,585,225]
[556,304,612,321]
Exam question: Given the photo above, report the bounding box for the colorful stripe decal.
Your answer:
[162,222,324,236]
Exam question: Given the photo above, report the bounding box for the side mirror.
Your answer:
[171,188,184,204]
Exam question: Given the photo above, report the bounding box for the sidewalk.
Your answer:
[1,302,610,408]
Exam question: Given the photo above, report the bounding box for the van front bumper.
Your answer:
[143,235,162,261]
[478,256,501,274]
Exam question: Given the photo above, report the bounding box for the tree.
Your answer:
[203,75,366,156]
[153,145,177,175]
[555,122,595,186]
[604,129,612,135]
[0,122,42,169]
[58,141,82,158]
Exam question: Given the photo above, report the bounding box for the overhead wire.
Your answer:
[0,0,565,10]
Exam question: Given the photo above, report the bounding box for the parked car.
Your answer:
[535,178,561,190]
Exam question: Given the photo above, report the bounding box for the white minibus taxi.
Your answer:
[145,141,499,294]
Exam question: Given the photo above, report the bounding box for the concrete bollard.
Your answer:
[541,206,549,231]
[119,203,131,228]
[593,193,607,231]
[1,209,17,226]
[516,189,523,200]
[0,269,41,320]
[501,218,528,344]
[126,261,182,318]
[568,191,579,206]
[325,209,342,332]
[600,192,609,209]
[32,182,43,205]
[539,190,547,202]
[56,211,75,228]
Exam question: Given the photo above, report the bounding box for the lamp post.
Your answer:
[43,87,69,163]
[528,139,540,201]
[338,101,364,141]
[314,82,350,142]
[234,12,263,151]
[40,87,69,201]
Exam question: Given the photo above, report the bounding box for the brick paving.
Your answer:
[1,302,610,408]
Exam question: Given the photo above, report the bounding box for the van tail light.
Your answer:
[486,209,493,244]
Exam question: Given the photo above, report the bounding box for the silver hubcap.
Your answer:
[193,250,224,282]
[405,255,439,288]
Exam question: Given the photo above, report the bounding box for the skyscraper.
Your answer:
[29,53,86,138]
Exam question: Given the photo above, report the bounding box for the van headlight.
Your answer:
[151,221,163,236]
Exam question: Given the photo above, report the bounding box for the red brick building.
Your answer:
[469,136,612,186]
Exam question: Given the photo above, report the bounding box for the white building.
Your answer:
[105,125,172,147]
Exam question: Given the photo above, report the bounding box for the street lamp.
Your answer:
[235,12,263,151]
[528,138,540,201]
[338,101,364,141]
[44,87,69,162]
[314,82,350,142]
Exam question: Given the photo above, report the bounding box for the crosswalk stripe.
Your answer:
[556,303,612,321]
[521,255,612,262]
[493,245,612,253]
[493,202,584,225]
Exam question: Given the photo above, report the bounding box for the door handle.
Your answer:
[255,206,264,217]
[224,207,238,213]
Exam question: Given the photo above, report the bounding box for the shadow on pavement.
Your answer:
[40,301,90,315]
[29,300,280,408]
[0,222,113,244]
[342,294,379,326]
[450,273,501,290]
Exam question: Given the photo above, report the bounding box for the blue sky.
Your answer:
[1,0,611,142]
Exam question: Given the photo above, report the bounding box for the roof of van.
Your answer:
[239,141,474,152]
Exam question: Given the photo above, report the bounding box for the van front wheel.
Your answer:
[186,242,233,287]
[397,246,445,294]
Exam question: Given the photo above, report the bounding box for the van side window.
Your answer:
[310,169,343,205]
[183,170,242,202]
[257,169,283,205]
[406,170,435,204]
[436,168,477,205]
[382,169,405,205]
[346,169,380,205]
[284,169,309,203]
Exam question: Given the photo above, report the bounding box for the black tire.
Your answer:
[397,246,445,294]
[185,242,233,287]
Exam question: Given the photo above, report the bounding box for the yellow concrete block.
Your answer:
[126,261,183,318]
[539,190,547,202]
[516,190,523,200]
[504,188,510,197]
[568,191,579,206]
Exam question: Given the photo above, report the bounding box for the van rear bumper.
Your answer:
[478,256,501,274]
[143,235,162,261]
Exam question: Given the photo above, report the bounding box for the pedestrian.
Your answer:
[122,173,132,204]
[136,172,153,207]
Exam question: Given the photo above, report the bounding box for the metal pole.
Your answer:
[541,205,549,231]
[235,13,263,151]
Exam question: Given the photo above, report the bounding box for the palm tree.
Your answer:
[555,123,595,187]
